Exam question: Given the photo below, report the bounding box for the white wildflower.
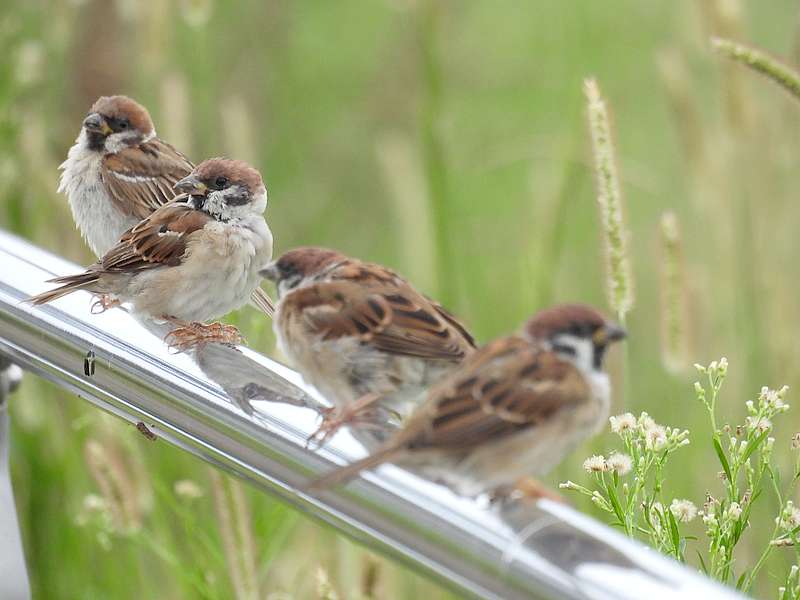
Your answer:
[760,386,789,411]
[746,416,772,433]
[606,452,633,475]
[174,479,204,500]
[638,412,656,432]
[591,491,611,511]
[644,424,668,450]
[778,501,800,531]
[727,502,742,520]
[83,494,107,512]
[609,412,637,434]
[583,455,608,473]
[670,498,698,523]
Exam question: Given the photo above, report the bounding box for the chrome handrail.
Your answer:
[0,229,743,600]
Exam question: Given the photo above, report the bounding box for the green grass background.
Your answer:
[2,0,800,597]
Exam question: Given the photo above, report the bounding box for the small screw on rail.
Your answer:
[83,350,96,377]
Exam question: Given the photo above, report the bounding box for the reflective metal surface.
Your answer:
[0,229,743,600]
[0,357,29,600]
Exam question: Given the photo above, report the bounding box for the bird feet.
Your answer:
[90,294,121,314]
[306,393,382,448]
[164,321,244,353]
[513,477,567,504]
[488,478,567,506]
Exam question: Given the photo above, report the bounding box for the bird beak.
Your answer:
[83,113,112,136]
[173,175,208,196]
[259,262,280,282]
[594,324,627,346]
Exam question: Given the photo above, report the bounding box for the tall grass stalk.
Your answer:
[209,468,259,599]
[418,2,455,307]
[159,72,193,157]
[659,212,689,374]
[83,438,144,532]
[701,0,753,131]
[583,78,633,322]
[657,49,707,173]
[222,94,259,167]
[712,37,800,103]
[376,132,436,293]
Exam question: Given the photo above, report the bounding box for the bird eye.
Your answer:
[118,119,129,130]
[214,176,229,189]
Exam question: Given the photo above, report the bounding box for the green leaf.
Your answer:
[696,550,708,574]
[713,436,733,482]
[605,481,627,527]
[667,509,681,555]
[736,571,748,590]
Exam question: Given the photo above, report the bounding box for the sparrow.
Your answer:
[59,95,274,315]
[311,304,626,498]
[31,158,274,351]
[260,247,476,444]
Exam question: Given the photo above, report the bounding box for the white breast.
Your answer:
[127,215,273,323]
[59,132,138,257]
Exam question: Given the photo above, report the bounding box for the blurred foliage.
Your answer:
[2,0,800,597]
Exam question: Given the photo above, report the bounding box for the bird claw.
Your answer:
[164,321,244,353]
[507,477,567,505]
[90,294,121,314]
[305,394,382,449]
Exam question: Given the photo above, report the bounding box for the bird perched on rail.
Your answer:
[260,247,476,445]
[31,158,273,351]
[312,304,626,499]
[58,95,273,315]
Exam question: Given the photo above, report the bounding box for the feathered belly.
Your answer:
[60,143,136,257]
[128,224,272,322]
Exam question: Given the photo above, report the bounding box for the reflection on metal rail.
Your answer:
[0,229,743,600]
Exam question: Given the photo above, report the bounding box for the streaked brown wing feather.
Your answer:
[285,279,474,361]
[100,203,211,272]
[101,138,194,219]
[404,338,590,450]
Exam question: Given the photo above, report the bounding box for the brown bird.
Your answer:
[32,159,273,351]
[260,247,476,444]
[58,94,273,315]
[312,304,626,498]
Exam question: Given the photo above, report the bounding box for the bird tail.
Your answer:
[250,287,275,318]
[27,272,100,305]
[308,443,402,491]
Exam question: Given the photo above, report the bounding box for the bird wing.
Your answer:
[101,138,194,219]
[100,201,212,272]
[283,279,475,362]
[403,337,592,450]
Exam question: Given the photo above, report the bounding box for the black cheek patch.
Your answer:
[593,344,608,369]
[86,131,106,151]
[225,191,250,206]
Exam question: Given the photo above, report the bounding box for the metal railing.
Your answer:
[0,229,744,600]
